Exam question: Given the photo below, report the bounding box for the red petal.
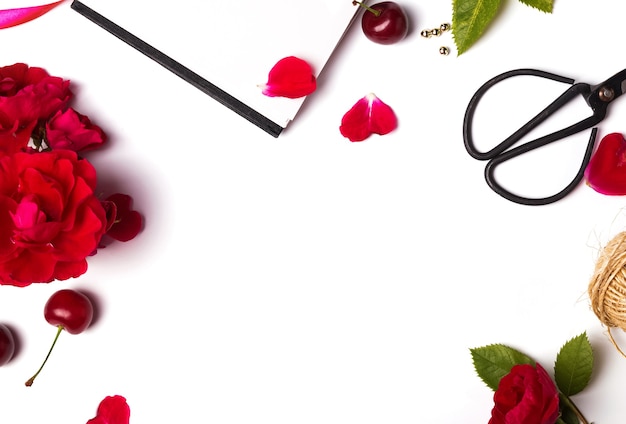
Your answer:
[103,193,142,242]
[86,395,130,424]
[261,56,316,99]
[584,132,626,195]
[339,93,397,142]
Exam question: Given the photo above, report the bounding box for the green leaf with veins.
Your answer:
[452,0,554,55]
[518,0,553,13]
[470,344,535,391]
[554,332,593,396]
[452,0,502,56]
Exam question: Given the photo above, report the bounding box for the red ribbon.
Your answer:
[0,0,64,29]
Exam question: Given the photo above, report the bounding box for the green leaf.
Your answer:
[470,344,535,391]
[518,0,553,13]
[554,332,594,396]
[452,0,502,55]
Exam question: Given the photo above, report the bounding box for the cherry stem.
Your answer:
[25,325,64,387]
[352,1,381,17]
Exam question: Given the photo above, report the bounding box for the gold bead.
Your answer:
[420,29,431,38]
[440,23,451,32]
[431,28,441,36]
[439,46,450,56]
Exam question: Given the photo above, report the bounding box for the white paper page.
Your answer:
[75,0,361,129]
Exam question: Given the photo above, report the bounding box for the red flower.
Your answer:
[489,363,560,424]
[101,193,142,242]
[86,395,130,424]
[0,150,107,286]
[260,56,316,98]
[339,93,397,142]
[46,108,106,152]
[584,132,626,195]
[0,63,71,153]
[0,63,70,126]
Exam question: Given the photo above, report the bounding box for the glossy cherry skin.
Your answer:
[361,2,409,45]
[44,289,93,335]
[0,324,15,366]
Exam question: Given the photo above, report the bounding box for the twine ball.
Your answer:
[588,231,626,332]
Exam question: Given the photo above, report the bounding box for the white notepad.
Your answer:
[71,0,362,137]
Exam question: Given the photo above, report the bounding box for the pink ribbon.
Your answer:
[0,0,64,29]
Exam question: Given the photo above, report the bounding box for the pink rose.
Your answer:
[0,150,107,286]
[489,363,560,424]
[46,108,106,152]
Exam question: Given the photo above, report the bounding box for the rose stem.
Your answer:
[352,1,381,17]
[559,392,589,424]
[25,325,64,387]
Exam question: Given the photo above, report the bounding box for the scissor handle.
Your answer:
[462,68,610,205]
[485,128,598,205]
[463,69,579,160]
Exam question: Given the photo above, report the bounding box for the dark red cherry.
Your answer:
[0,324,15,366]
[355,1,409,45]
[44,289,93,335]
[25,289,94,386]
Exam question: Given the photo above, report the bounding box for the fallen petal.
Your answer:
[584,132,626,195]
[339,93,397,142]
[260,56,316,99]
[86,395,130,424]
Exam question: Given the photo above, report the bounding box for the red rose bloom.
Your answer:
[46,108,106,152]
[489,363,560,424]
[0,150,107,286]
[0,63,70,152]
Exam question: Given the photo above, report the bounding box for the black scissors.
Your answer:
[463,68,626,206]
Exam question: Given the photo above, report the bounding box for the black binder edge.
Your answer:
[71,0,283,138]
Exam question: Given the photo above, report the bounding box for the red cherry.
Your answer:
[354,1,409,45]
[0,324,15,366]
[25,289,94,386]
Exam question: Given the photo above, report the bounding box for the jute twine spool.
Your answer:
[588,231,626,356]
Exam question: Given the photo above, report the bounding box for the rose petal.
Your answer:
[104,193,142,242]
[339,93,397,142]
[584,132,626,195]
[260,56,316,99]
[86,395,130,424]
[0,1,64,30]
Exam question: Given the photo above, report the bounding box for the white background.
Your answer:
[0,0,625,423]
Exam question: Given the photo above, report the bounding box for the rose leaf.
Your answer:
[470,344,535,391]
[452,0,502,56]
[518,0,553,13]
[554,332,593,396]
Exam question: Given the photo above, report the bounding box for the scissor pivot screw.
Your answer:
[599,86,615,102]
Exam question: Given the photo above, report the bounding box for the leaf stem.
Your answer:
[559,392,589,424]
[25,325,64,387]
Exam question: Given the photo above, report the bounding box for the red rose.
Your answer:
[0,63,71,152]
[0,63,49,97]
[0,150,107,286]
[46,108,106,152]
[489,363,559,424]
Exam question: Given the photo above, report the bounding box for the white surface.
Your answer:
[0,0,625,423]
[77,0,361,128]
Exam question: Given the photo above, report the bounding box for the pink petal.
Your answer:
[260,56,316,99]
[86,395,130,424]
[339,93,397,142]
[584,132,626,195]
[0,1,64,30]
